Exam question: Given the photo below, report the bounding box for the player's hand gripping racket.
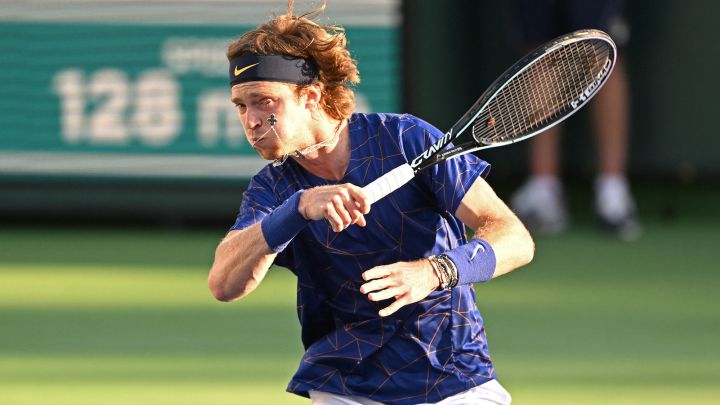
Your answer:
[363,29,617,204]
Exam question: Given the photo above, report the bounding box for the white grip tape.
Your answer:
[362,163,415,205]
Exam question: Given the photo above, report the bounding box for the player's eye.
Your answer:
[235,103,247,113]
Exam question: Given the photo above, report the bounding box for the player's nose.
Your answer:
[245,109,264,130]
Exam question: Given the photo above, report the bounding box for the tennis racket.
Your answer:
[363,29,617,204]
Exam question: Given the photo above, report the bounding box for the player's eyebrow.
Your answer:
[231,92,272,105]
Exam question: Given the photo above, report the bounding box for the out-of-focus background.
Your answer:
[1,1,718,404]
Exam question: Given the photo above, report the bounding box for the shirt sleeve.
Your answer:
[399,115,491,215]
[229,171,278,232]
[228,169,297,270]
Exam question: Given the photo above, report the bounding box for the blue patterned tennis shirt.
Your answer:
[230,113,496,404]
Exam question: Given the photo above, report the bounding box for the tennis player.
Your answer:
[208,2,534,404]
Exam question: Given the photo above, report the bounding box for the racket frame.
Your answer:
[413,29,617,172]
[362,29,616,204]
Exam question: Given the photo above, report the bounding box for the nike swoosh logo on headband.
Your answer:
[234,63,260,76]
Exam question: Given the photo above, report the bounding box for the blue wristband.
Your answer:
[260,190,309,252]
[443,238,496,285]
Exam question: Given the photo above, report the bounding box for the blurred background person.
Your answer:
[508,0,640,239]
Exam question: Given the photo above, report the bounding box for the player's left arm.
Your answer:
[361,176,534,316]
[454,176,535,278]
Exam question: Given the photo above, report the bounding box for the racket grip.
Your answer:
[362,163,415,205]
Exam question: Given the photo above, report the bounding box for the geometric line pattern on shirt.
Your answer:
[230,113,496,404]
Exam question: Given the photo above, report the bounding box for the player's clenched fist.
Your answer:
[298,184,371,232]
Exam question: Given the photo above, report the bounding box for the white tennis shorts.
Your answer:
[309,379,512,404]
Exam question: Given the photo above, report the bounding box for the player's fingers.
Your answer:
[362,266,391,281]
[346,185,371,214]
[346,200,367,227]
[342,199,363,226]
[324,203,345,232]
[378,294,411,317]
[331,196,352,229]
[336,187,356,211]
[368,287,405,302]
[359,277,393,294]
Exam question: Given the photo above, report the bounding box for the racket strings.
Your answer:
[472,39,612,144]
[519,42,603,134]
[480,43,590,140]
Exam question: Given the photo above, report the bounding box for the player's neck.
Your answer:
[293,118,350,181]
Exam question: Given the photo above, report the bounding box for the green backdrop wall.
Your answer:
[0,8,399,179]
[3,0,718,223]
[0,1,400,223]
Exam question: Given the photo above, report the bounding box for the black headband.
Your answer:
[229,54,319,87]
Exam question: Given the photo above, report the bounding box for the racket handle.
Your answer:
[363,163,415,205]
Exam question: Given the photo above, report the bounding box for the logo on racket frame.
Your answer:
[570,57,613,109]
[410,129,454,168]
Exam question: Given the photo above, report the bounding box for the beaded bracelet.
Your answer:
[427,256,447,290]
[428,255,458,290]
[436,254,458,289]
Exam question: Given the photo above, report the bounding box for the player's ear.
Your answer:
[302,85,322,110]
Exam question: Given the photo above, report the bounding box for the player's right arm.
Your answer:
[208,225,277,302]
[208,183,369,302]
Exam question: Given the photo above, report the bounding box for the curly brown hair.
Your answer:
[227,0,360,121]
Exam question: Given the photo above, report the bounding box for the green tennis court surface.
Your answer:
[1,192,718,404]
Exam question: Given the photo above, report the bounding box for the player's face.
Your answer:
[231,81,313,160]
